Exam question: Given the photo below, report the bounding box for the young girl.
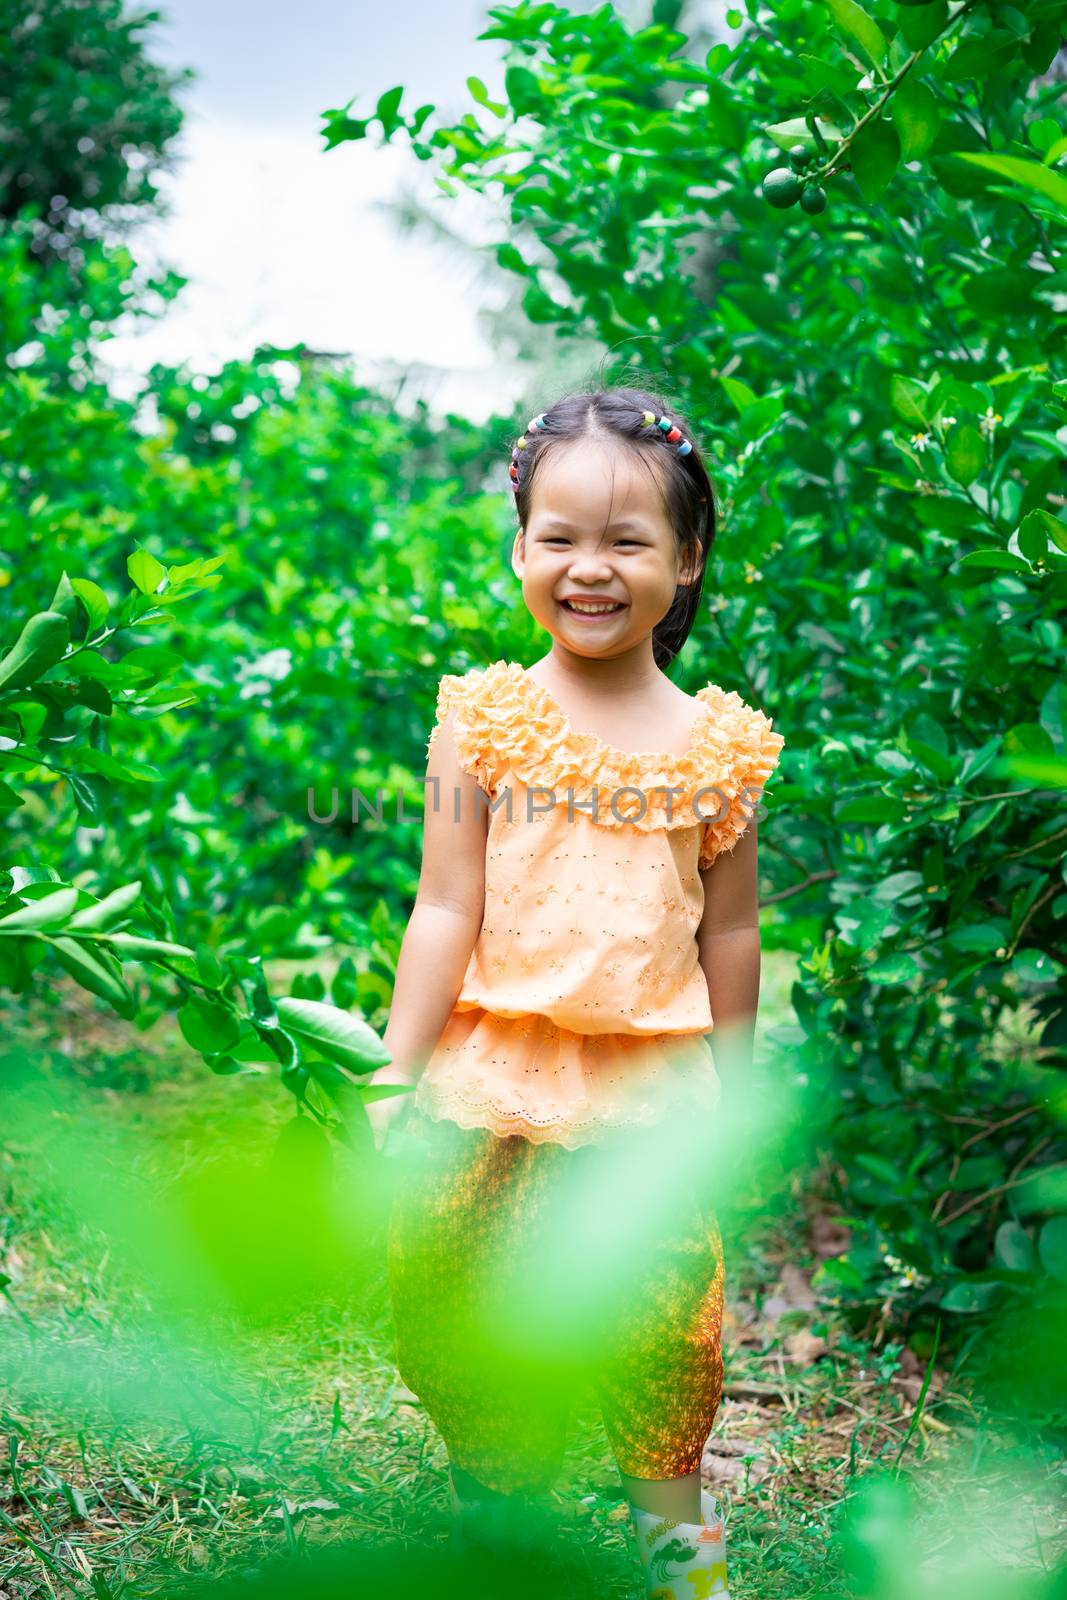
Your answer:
[366,385,784,1598]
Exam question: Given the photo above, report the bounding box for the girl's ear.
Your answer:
[677,542,702,587]
[511,527,525,578]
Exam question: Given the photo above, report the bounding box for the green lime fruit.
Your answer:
[763,168,802,208]
[787,142,813,171]
[800,184,827,214]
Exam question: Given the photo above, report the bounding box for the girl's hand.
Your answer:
[365,1065,418,1153]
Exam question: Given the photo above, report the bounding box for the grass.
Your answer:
[1,952,1063,1598]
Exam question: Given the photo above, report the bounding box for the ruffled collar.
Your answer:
[445,658,778,833]
[509,662,721,766]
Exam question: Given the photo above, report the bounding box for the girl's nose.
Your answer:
[567,552,614,580]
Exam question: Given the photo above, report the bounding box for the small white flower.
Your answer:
[911,432,930,452]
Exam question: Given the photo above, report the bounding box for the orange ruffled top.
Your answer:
[414,660,785,1150]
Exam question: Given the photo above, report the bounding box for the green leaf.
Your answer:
[797,54,860,100]
[0,611,71,693]
[739,394,784,440]
[994,1221,1033,1273]
[496,242,528,275]
[504,64,541,112]
[939,1280,1001,1313]
[1028,118,1062,158]
[765,116,844,156]
[897,1,948,52]
[0,887,79,929]
[812,1254,866,1290]
[851,119,900,203]
[467,75,507,117]
[827,0,888,67]
[50,936,134,1017]
[866,952,922,984]
[958,550,1032,572]
[374,85,404,135]
[68,772,103,821]
[719,375,759,413]
[1036,135,1067,166]
[1038,1217,1067,1281]
[971,270,1042,322]
[119,646,184,682]
[940,34,1024,88]
[1019,509,1067,558]
[68,881,142,931]
[178,995,242,1054]
[855,1152,901,1185]
[952,152,1067,216]
[71,678,112,717]
[49,571,77,624]
[252,1019,300,1071]
[107,933,201,980]
[331,955,359,1010]
[945,423,985,487]
[70,580,109,633]
[320,107,370,150]
[196,942,225,987]
[67,748,163,784]
[890,376,931,427]
[891,79,940,162]
[1013,1168,1067,1217]
[127,548,166,596]
[359,1075,414,1108]
[1011,947,1064,984]
[166,558,203,584]
[945,921,1007,954]
[275,996,391,1074]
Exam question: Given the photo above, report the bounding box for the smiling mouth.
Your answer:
[559,599,627,615]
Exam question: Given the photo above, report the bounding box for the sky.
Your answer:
[99,0,578,420]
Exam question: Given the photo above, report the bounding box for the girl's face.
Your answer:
[511,438,699,660]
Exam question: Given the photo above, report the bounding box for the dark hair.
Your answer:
[507,385,716,670]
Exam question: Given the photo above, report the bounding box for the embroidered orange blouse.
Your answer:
[414,660,785,1149]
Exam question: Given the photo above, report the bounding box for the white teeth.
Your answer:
[565,601,622,614]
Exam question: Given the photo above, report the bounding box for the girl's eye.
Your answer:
[542,537,644,547]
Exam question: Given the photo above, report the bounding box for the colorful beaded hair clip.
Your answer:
[509,414,547,490]
[509,409,705,501]
[639,410,694,455]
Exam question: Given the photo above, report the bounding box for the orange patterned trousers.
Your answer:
[386,1109,725,1498]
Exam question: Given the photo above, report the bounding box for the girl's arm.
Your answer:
[372,708,489,1086]
[696,820,762,1101]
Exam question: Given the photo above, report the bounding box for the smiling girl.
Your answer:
[366,385,785,1597]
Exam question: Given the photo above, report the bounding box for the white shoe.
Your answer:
[627,1487,730,1599]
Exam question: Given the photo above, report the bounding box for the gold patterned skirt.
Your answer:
[385,1103,725,1497]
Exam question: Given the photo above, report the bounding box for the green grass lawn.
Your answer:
[1,953,1061,1598]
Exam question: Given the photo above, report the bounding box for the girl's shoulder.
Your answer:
[426,660,519,751]
[424,661,521,793]
[688,681,786,867]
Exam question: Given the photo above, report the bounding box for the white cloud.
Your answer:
[99,109,518,420]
